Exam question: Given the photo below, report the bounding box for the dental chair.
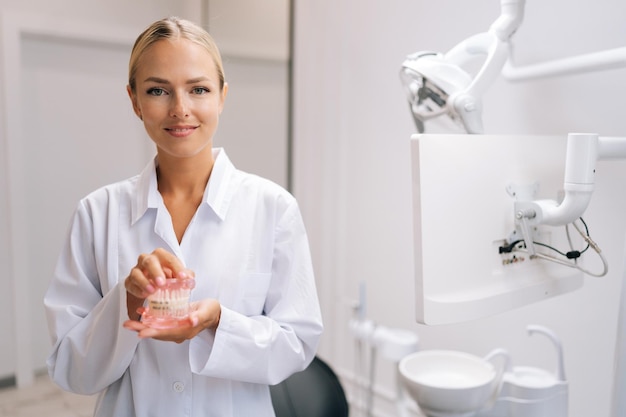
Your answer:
[270,356,349,417]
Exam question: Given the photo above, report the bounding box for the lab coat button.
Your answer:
[173,381,185,392]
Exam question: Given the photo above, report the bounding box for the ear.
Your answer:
[127,85,142,120]
[218,82,229,114]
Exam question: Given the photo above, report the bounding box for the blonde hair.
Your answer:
[128,17,225,92]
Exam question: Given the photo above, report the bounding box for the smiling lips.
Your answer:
[165,125,198,137]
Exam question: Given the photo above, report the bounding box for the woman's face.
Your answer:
[128,38,227,160]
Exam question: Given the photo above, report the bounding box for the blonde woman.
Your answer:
[45,17,323,417]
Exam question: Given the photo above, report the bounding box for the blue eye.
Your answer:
[192,87,210,95]
[147,88,166,96]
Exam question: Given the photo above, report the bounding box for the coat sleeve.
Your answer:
[188,200,324,385]
[44,199,140,395]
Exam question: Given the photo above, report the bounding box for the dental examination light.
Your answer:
[400,0,525,133]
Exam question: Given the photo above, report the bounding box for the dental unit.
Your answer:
[397,0,626,416]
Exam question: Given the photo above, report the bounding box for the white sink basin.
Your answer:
[399,350,500,416]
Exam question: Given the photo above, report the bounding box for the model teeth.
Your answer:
[148,287,192,318]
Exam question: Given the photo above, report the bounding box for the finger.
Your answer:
[138,253,167,286]
[136,318,196,341]
[189,299,220,330]
[152,248,188,280]
[125,266,155,297]
[137,324,189,341]
[187,311,200,327]
[123,320,149,332]
[178,268,196,280]
[162,266,174,279]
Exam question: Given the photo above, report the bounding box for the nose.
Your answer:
[169,92,190,119]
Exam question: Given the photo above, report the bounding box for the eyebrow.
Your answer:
[143,76,212,84]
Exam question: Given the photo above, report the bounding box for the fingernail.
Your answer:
[155,276,165,286]
[146,284,155,293]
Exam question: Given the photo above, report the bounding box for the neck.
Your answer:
[156,151,215,198]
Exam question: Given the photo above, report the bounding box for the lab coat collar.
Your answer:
[131,158,158,225]
[204,148,236,221]
[131,148,236,225]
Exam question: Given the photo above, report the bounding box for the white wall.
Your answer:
[292,1,626,417]
[206,0,291,187]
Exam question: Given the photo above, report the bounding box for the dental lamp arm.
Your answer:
[515,133,599,226]
[510,133,617,277]
[445,0,525,133]
[445,0,524,88]
[455,0,525,121]
[490,0,526,40]
[515,133,626,227]
[503,47,626,81]
[438,27,510,134]
[444,32,494,67]
[445,0,524,67]
[497,0,626,81]
[439,33,504,134]
[598,136,626,160]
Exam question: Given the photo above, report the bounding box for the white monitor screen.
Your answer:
[410,134,587,325]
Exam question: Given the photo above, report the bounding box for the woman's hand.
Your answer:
[124,248,195,320]
[123,299,222,343]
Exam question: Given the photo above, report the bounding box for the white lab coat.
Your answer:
[44,149,323,417]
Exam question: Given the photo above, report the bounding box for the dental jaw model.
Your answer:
[140,278,196,329]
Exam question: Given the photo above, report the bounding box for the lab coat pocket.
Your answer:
[235,272,272,316]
